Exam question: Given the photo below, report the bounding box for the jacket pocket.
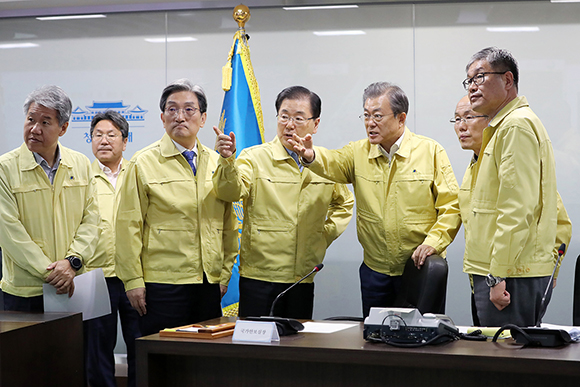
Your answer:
[144,227,197,273]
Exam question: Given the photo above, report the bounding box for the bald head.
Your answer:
[453,95,489,156]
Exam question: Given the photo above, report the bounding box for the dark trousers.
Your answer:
[139,276,222,337]
[85,277,140,387]
[473,275,552,327]
[360,262,402,318]
[239,276,315,319]
[3,293,44,312]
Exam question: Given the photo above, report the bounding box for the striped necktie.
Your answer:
[182,150,197,175]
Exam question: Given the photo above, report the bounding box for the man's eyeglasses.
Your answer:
[462,71,508,90]
[277,114,315,126]
[92,133,121,141]
[359,112,396,123]
[165,106,200,118]
[450,115,488,125]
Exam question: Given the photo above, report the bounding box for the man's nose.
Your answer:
[30,123,42,133]
[175,109,186,120]
[469,81,479,93]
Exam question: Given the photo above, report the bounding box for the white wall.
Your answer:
[1,1,579,326]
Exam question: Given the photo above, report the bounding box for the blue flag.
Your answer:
[219,30,264,317]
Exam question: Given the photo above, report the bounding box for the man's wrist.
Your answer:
[66,256,83,271]
[300,150,315,166]
[485,273,505,287]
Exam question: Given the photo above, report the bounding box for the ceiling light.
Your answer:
[36,14,106,21]
[486,26,540,32]
[551,0,580,3]
[313,30,366,36]
[284,5,358,10]
[0,43,38,49]
[145,37,198,43]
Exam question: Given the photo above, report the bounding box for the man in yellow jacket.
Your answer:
[115,79,237,336]
[290,82,461,318]
[452,94,572,326]
[462,47,561,326]
[85,111,140,387]
[213,86,354,319]
[0,85,99,312]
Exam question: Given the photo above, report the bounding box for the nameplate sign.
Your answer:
[232,320,280,343]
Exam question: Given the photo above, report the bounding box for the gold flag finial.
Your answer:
[233,4,250,29]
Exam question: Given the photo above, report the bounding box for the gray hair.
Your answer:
[23,85,72,126]
[362,82,409,116]
[90,110,129,139]
[466,47,519,90]
[159,79,207,113]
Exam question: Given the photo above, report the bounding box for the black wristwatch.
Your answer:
[485,274,505,287]
[66,256,83,271]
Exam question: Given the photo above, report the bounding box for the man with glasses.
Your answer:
[452,95,571,327]
[213,86,353,319]
[85,111,140,387]
[115,79,237,336]
[290,82,460,318]
[460,47,564,326]
[0,85,99,311]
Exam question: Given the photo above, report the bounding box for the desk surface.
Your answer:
[0,311,80,333]
[137,317,580,387]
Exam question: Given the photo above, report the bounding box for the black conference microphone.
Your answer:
[269,263,324,317]
[535,243,566,327]
[246,264,324,336]
[507,243,572,347]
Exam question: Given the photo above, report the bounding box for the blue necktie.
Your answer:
[288,150,303,172]
[183,150,197,176]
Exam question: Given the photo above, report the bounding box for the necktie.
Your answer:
[183,150,197,176]
[288,151,303,172]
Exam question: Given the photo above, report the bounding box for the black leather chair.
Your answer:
[573,255,580,326]
[394,254,448,315]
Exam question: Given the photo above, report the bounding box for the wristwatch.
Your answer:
[485,274,505,287]
[66,256,83,271]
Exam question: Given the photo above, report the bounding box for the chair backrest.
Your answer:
[573,255,580,326]
[395,255,448,315]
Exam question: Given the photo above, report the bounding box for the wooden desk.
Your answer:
[0,311,84,387]
[136,317,580,387]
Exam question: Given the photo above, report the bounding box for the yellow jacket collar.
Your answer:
[19,142,72,172]
[272,136,292,161]
[489,96,529,128]
[368,127,411,160]
[159,133,207,159]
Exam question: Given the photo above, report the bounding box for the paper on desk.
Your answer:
[301,322,358,334]
[43,268,111,321]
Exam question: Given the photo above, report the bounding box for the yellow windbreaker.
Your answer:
[308,128,461,276]
[115,134,237,292]
[0,143,100,297]
[460,157,571,278]
[212,136,354,283]
[462,96,560,278]
[84,158,128,278]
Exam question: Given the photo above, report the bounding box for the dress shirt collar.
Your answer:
[98,159,122,189]
[378,130,405,162]
[33,145,61,184]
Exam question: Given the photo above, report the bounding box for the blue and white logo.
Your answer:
[72,101,148,143]
[72,101,148,123]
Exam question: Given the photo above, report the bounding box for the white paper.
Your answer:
[43,268,111,321]
[177,327,201,332]
[301,322,358,334]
